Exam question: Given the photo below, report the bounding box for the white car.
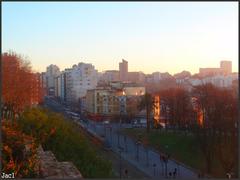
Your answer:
[132,119,147,128]
[103,120,109,124]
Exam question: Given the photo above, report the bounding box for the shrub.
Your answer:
[18,107,113,178]
[2,121,38,178]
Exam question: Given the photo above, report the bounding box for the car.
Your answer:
[132,119,148,128]
[72,116,80,121]
[103,120,109,124]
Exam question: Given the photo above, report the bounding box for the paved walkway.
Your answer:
[85,121,199,179]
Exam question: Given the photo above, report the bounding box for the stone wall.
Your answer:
[37,146,83,179]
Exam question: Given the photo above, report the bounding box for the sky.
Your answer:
[2,2,238,74]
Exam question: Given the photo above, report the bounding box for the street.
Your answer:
[44,96,199,179]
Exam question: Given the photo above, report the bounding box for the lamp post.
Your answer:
[104,124,106,137]
[160,154,164,176]
[124,135,127,153]
[143,139,149,167]
[145,147,149,167]
[110,126,113,144]
[118,146,124,179]
[153,163,156,176]
[161,153,169,178]
[135,140,141,161]
[177,162,180,178]
[94,123,96,132]
[165,154,170,178]
[117,131,120,147]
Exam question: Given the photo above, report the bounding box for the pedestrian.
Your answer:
[198,173,201,178]
[124,169,128,178]
[226,173,231,179]
[169,172,172,178]
[167,154,170,159]
[173,168,177,178]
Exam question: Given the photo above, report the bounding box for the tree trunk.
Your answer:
[206,153,212,174]
[146,108,150,133]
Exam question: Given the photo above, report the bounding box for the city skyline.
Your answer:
[2,2,238,74]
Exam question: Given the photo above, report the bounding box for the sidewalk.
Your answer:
[87,121,199,179]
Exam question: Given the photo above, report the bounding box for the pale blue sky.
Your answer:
[2,2,238,74]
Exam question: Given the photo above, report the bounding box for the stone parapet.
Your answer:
[37,146,83,179]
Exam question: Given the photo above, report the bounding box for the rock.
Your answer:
[37,145,83,179]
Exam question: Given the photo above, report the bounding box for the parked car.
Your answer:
[132,119,147,128]
[103,120,109,124]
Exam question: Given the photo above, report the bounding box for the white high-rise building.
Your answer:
[66,62,98,103]
[46,64,60,95]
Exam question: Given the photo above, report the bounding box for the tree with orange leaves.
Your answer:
[1,51,43,121]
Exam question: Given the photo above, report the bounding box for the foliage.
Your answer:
[1,121,38,178]
[18,107,113,178]
[1,52,43,121]
[192,84,238,175]
[158,87,192,130]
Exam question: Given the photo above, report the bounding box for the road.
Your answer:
[44,96,199,179]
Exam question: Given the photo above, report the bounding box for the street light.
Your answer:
[118,146,124,179]
[177,162,180,178]
[110,126,113,144]
[117,131,120,146]
[153,163,156,176]
[146,148,149,167]
[104,123,106,137]
[124,135,127,153]
[161,153,169,178]
[160,154,164,176]
[135,140,141,161]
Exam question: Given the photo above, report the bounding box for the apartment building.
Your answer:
[101,70,120,82]
[85,83,145,121]
[46,64,60,96]
[65,63,98,103]
[119,59,128,81]
[199,60,232,77]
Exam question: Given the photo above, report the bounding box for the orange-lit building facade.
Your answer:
[191,97,203,126]
[153,95,204,127]
[153,95,160,127]
[85,86,145,121]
